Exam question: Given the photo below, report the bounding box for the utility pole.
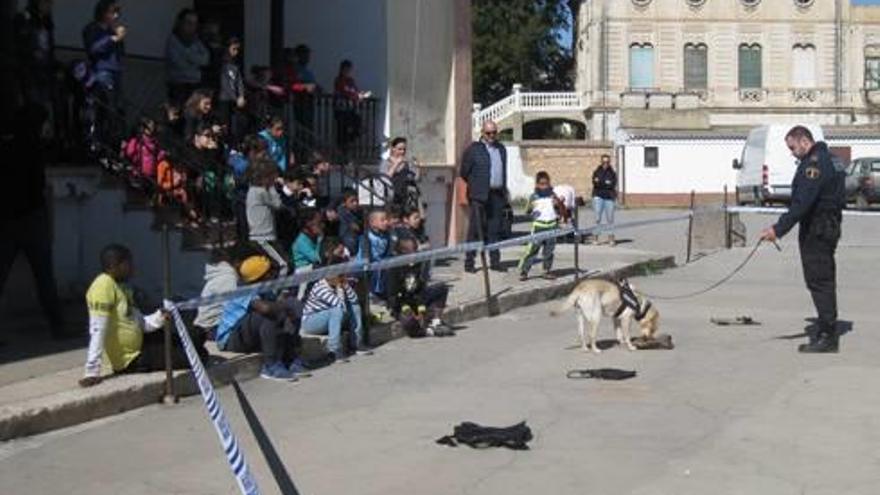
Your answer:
[834,0,843,125]
[601,0,608,142]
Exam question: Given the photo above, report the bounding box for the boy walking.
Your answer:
[518,171,565,281]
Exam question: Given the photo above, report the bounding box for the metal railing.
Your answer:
[284,94,382,165]
[472,84,584,131]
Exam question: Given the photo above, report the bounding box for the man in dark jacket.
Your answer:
[760,126,846,353]
[461,120,509,272]
[0,103,68,339]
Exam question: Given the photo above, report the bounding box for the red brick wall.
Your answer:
[518,141,613,200]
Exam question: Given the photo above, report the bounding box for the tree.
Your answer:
[472,0,574,106]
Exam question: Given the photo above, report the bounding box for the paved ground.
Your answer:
[1,210,879,494]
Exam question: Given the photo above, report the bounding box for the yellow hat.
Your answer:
[239,256,272,283]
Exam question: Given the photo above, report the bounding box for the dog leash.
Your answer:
[638,239,779,301]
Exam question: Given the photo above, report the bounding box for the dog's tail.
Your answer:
[549,292,578,317]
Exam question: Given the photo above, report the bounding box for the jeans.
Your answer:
[592,197,616,230]
[300,304,363,356]
[517,223,557,275]
[465,190,507,268]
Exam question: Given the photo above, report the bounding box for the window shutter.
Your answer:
[738,44,762,89]
[684,43,708,90]
[792,44,816,88]
[629,44,655,89]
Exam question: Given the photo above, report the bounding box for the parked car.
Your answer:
[733,124,825,205]
[845,157,880,209]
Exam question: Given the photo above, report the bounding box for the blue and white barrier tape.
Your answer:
[165,303,262,495]
[174,259,366,311]
[172,213,694,312]
[726,205,880,217]
[577,212,694,236]
[483,227,576,251]
[174,242,485,311]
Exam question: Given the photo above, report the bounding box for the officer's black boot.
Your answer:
[798,329,839,353]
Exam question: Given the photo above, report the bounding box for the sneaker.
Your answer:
[260,362,299,382]
[519,272,528,282]
[355,344,375,356]
[464,266,478,274]
[430,321,455,337]
[543,272,557,280]
[287,358,314,378]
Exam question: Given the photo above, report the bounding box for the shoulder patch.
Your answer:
[805,167,821,180]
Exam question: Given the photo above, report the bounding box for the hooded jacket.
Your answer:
[193,261,239,329]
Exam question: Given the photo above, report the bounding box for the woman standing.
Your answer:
[591,154,618,246]
[165,8,209,106]
[384,137,418,210]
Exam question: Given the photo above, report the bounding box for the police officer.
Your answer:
[760,126,846,353]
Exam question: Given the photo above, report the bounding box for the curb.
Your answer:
[0,255,674,442]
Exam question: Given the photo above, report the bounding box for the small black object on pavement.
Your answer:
[436,421,533,450]
[566,368,637,380]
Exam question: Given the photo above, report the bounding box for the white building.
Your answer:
[616,126,880,206]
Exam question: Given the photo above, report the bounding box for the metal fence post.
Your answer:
[573,201,580,281]
[685,190,695,264]
[161,223,177,404]
[360,208,372,347]
[723,184,731,249]
[476,209,497,316]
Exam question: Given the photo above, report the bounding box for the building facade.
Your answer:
[577,0,880,140]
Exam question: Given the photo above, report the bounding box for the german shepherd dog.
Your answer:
[551,279,660,353]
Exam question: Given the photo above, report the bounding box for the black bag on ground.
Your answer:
[436,421,533,450]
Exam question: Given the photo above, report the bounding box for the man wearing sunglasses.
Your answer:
[460,120,509,273]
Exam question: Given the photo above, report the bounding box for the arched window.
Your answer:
[865,45,880,90]
[684,43,708,90]
[738,43,763,89]
[629,43,655,90]
[791,44,817,88]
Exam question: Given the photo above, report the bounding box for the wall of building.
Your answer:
[516,142,613,201]
[47,169,208,302]
[576,0,880,138]
[619,138,742,206]
[245,0,387,105]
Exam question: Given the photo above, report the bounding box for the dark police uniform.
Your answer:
[772,141,846,348]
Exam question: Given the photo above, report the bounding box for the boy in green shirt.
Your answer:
[79,244,200,387]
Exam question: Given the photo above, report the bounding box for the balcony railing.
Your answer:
[284,94,382,164]
[472,84,584,132]
[737,88,767,103]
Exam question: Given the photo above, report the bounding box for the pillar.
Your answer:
[385,0,472,245]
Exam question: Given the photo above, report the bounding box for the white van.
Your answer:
[733,124,824,205]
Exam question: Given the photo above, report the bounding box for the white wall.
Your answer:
[829,140,880,161]
[621,140,743,194]
[51,0,190,58]
[49,170,208,302]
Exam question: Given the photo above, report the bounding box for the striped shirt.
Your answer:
[303,279,359,315]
